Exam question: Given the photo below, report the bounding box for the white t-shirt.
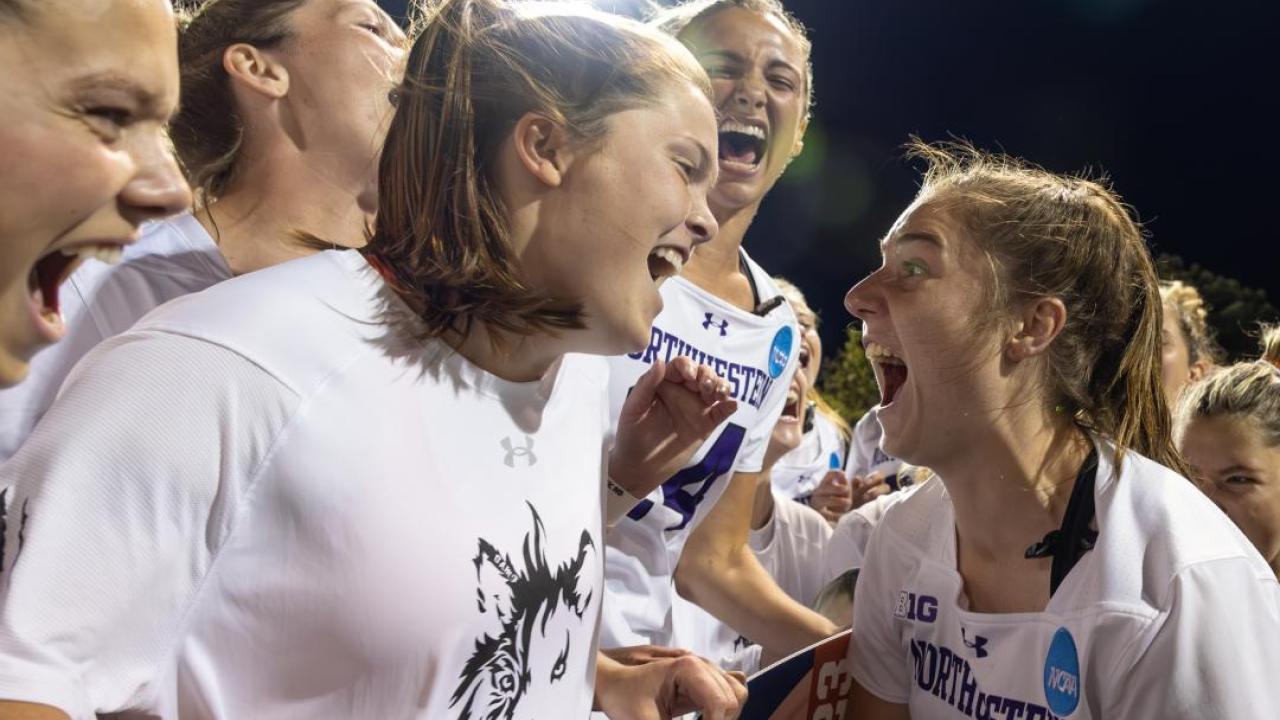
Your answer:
[0,250,604,719]
[0,213,229,463]
[849,440,1280,719]
[845,406,905,487]
[771,410,848,503]
[823,483,920,583]
[600,250,799,651]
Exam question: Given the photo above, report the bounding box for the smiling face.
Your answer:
[0,0,191,385]
[1181,414,1280,574]
[679,6,808,214]
[766,338,813,464]
[265,0,405,213]
[520,80,720,355]
[844,199,1015,468]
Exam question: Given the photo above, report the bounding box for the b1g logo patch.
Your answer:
[893,591,937,623]
[1043,627,1081,716]
[768,326,793,379]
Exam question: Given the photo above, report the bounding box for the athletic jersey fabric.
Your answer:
[845,405,905,486]
[600,249,799,650]
[823,483,919,584]
[0,250,605,719]
[771,410,848,503]
[849,439,1280,719]
[0,212,229,462]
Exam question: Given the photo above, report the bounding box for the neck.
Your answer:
[450,322,567,384]
[938,405,1091,563]
[197,147,371,276]
[680,200,759,304]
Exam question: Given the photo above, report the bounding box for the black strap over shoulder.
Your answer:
[739,249,785,316]
[1024,448,1100,597]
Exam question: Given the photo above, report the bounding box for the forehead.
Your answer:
[612,80,717,141]
[24,0,178,106]
[1185,415,1269,461]
[293,0,388,23]
[682,6,805,65]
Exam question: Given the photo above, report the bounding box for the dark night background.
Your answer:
[378,0,1280,357]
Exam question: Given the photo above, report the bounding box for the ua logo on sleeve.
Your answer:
[961,627,989,658]
[500,436,536,468]
[451,503,595,719]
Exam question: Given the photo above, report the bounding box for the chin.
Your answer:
[0,349,29,388]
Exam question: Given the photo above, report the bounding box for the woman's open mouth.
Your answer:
[26,243,126,338]
[647,246,688,286]
[866,340,908,406]
[718,118,768,175]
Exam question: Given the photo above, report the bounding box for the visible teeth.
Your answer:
[719,119,765,140]
[650,246,685,278]
[786,389,799,405]
[865,341,905,365]
[60,244,124,266]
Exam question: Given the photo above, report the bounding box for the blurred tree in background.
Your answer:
[1158,254,1279,361]
[818,326,878,424]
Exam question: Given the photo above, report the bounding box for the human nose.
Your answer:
[118,131,193,226]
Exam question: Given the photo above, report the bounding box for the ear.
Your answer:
[223,43,290,100]
[1189,358,1212,382]
[1004,297,1067,362]
[789,113,809,158]
[511,113,574,188]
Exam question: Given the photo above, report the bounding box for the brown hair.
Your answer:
[170,0,310,201]
[651,0,814,117]
[1160,280,1223,366]
[365,0,712,343]
[909,140,1184,474]
[1176,325,1280,448]
[0,0,31,23]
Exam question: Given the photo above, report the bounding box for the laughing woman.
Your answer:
[0,1,746,717]
[843,142,1280,719]
[0,0,190,387]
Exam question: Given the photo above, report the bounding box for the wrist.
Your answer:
[604,474,645,527]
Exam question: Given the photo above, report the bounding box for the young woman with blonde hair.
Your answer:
[844,142,1278,719]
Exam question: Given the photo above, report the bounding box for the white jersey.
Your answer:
[823,483,918,583]
[0,251,604,719]
[771,410,849,503]
[849,440,1280,719]
[0,212,229,463]
[845,405,906,488]
[600,250,799,650]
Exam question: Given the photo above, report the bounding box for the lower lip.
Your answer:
[718,158,762,177]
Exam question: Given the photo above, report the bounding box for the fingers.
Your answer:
[665,357,731,404]
[601,644,692,667]
[666,655,743,720]
[619,358,667,423]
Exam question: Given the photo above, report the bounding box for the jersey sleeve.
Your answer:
[1105,557,1280,719]
[0,331,299,716]
[847,521,912,704]
[733,328,799,474]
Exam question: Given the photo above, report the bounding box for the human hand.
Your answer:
[609,357,737,497]
[595,651,747,720]
[810,469,854,522]
[849,471,891,510]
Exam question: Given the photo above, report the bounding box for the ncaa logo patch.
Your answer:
[767,326,793,379]
[1043,627,1081,716]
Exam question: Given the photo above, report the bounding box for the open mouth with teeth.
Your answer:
[781,385,804,421]
[719,119,768,171]
[647,246,686,284]
[27,244,126,325]
[866,341,908,406]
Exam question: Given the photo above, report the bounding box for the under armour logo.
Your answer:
[962,627,989,658]
[701,313,729,336]
[501,436,537,468]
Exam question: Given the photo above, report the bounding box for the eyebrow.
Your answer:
[695,49,802,78]
[881,231,945,253]
[69,72,171,120]
[1218,464,1259,475]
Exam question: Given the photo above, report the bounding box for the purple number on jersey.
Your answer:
[627,423,747,531]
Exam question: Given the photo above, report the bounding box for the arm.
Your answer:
[0,702,69,720]
[674,468,838,658]
[846,681,910,720]
[593,648,746,720]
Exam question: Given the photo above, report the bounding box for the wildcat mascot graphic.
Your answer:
[450,503,596,719]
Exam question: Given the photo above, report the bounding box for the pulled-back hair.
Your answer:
[651,0,814,116]
[1160,280,1223,366]
[1175,325,1280,448]
[909,140,1182,473]
[170,0,310,201]
[365,0,712,343]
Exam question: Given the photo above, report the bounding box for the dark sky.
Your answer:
[379,0,1279,354]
